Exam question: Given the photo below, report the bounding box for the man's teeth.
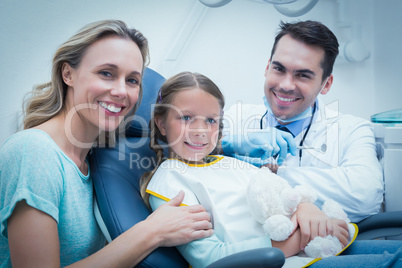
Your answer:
[277,95,297,102]
[99,102,122,113]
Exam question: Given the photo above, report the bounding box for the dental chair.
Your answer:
[88,68,285,268]
[356,211,402,240]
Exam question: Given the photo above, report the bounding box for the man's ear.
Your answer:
[154,115,166,136]
[264,59,271,78]
[61,63,74,87]
[320,74,333,95]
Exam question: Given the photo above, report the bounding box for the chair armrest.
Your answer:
[206,247,285,268]
[356,211,402,240]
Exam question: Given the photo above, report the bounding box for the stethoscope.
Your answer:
[260,102,322,166]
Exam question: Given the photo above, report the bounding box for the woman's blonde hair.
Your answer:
[23,20,149,143]
[140,71,225,208]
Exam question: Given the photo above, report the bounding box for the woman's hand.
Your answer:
[146,191,214,247]
[291,203,349,250]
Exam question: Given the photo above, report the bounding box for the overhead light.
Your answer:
[273,0,319,17]
[262,0,297,4]
[198,0,319,17]
[199,0,232,8]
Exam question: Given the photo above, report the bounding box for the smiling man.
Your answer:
[221,20,383,237]
[264,34,331,122]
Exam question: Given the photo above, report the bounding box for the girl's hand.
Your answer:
[146,191,214,247]
[329,218,349,247]
[290,203,349,250]
[271,228,302,258]
[260,163,279,174]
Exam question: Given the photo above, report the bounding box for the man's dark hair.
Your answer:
[270,20,339,81]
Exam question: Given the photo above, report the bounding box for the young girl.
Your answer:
[141,71,402,268]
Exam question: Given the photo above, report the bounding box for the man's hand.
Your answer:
[221,128,296,165]
[291,203,349,250]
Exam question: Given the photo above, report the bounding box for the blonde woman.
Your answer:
[0,20,212,267]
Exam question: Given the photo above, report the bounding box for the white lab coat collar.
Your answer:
[313,97,341,126]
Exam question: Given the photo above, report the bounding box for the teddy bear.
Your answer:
[247,167,350,259]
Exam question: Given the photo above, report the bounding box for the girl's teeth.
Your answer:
[99,102,122,113]
[187,142,204,147]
